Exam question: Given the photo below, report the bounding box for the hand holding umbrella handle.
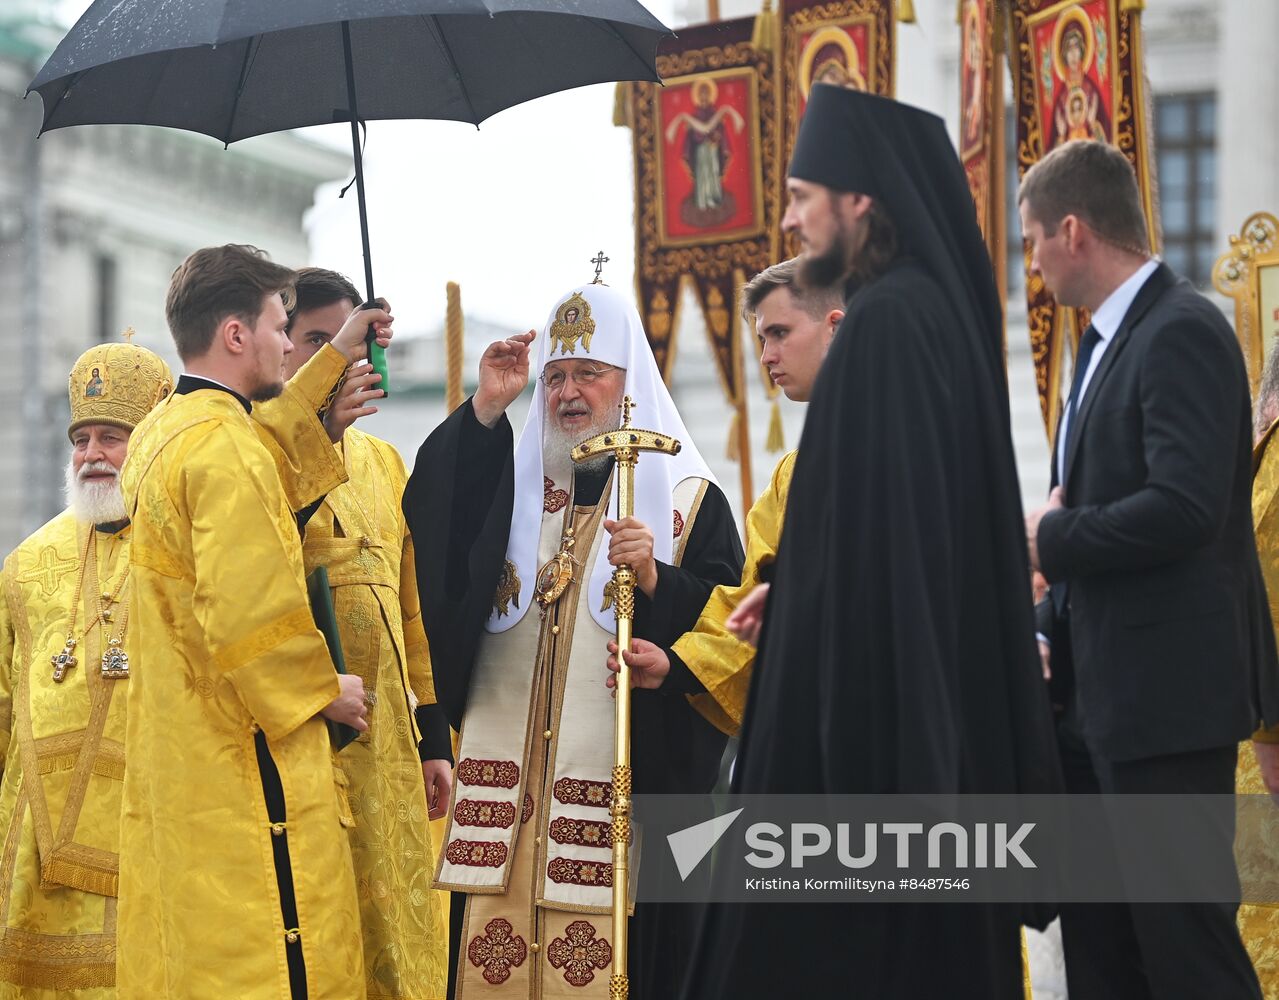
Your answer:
[359,299,391,396]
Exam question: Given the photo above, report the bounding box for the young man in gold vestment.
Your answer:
[283,267,452,1000]
[601,258,842,735]
[0,308,367,998]
[119,245,392,999]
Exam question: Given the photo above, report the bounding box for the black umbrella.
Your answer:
[29,0,671,385]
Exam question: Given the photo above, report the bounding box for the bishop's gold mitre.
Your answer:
[67,333,174,440]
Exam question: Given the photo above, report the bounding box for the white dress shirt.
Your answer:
[1056,259,1160,485]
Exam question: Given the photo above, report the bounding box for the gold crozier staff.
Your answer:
[571,396,680,1000]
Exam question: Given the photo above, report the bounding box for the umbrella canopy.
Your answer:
[29,0,671,141]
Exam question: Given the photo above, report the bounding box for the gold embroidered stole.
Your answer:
[5,517,126,898]
[437,476,708,910]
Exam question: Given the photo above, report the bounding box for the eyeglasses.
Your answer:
[539,364,620,391]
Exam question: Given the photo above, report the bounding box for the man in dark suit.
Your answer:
[1023,139,1279,999]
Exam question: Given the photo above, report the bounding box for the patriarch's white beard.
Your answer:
[65,460,127,525]
[542,407,619,479]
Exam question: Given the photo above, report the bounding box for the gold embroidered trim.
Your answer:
[0,955,115,989]
[211,606,315,674]
[41,851,119,897]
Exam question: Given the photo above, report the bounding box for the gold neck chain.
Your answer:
[51,527,130,683]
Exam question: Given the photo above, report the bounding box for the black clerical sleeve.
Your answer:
[403,399,514,730]
[630,482,744,795]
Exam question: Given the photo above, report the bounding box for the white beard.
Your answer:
[542,408,619,480]
[65,459,127,525]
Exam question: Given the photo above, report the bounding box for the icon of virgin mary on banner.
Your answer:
[1013,0,1160,441]
[1036,3,1113,147]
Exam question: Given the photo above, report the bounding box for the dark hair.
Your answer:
[742,257,845,322]
[1019,140,1149,255]
[165,245,295,361]
[850,199,899,283]
[287,267,361,331]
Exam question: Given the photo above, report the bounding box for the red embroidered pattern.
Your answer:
[544,476,569,513]
[547,920,612,987]
[547,857,613,887]
[457,758,520,789]
[549,816,612,849]
[522,793,534,824]
[454,799,517,829]
[468,917,528,985]
[673,508,685,538]
[553,776,612,808]
[446,839,509,868]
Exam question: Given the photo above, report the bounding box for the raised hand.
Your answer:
[473,330,536,428]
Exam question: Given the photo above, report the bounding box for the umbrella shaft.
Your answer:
[342,20,375,302]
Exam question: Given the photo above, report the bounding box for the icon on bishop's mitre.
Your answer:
[84,367,105,398]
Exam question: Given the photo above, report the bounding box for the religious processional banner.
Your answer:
[959,0,1007,306]
[778,0,898,257]
[629,14,779,408]
[1010,0,1159,441]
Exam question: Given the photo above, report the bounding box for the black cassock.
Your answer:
[404,401,743,1000]
[681,87,1062,999]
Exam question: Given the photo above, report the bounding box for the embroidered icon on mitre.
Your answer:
[493,559,522,617]
[549,292,595,356]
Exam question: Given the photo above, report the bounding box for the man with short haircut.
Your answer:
[0,338,171,995]
[681,85,1062,999]
[284,266,451,999]
[603,257,843,734]
[1023,139,1278,999]
[119,245,390,998]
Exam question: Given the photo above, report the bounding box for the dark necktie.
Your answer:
[1060,324,1102,479]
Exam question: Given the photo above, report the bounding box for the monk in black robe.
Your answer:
[680,85,1062,999]
[404,282,743,1000]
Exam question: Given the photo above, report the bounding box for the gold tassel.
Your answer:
[765,399,785,453]
[955,0,963,24]
[726,409,741,462]
[612,82,632,128]
[897,0,917,24]
[1119,0,1145,10]
[445,281,465,413]
[751,0,778,51]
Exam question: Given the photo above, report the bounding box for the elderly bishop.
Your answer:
[0,339,172,996]
[404,281,743,999]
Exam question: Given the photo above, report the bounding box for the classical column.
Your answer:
[1218,0,1279,246]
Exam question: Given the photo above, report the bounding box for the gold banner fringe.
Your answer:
[765,399,786,453]
[1119,0,1144,10]
[445,281,465,413]
[613,82,632,128]
[898,0,917,23]
[751,0,778,51]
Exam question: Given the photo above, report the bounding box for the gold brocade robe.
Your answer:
[0,513,128,997]
[302,428,448,1000]
[118,384,363,999]
[671,451,795,736]
[0,347,349,999]
[1240,419,1279,996]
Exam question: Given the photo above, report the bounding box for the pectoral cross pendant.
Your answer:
[101,639,129,680]
[51,639,77,683]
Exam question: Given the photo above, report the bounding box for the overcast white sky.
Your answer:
[59,0,682,333]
